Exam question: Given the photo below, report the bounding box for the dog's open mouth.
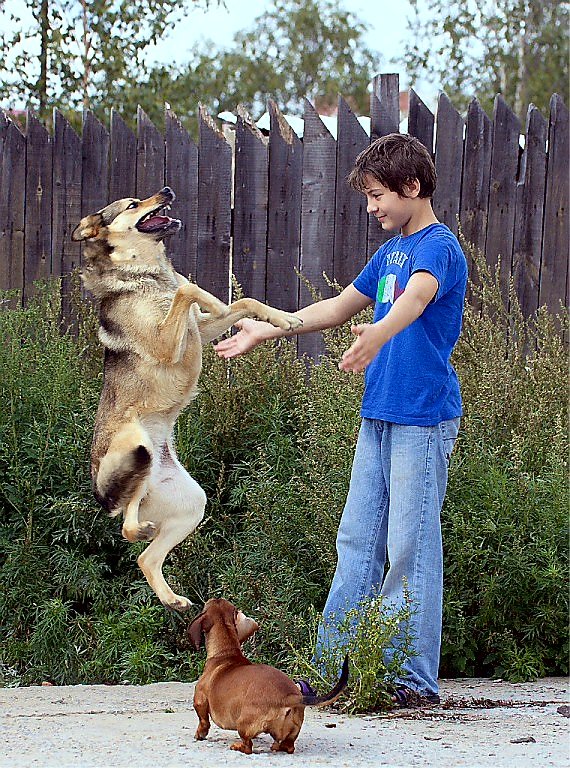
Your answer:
[136,205,177,233]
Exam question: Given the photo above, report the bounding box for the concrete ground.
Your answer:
[1,677,568,767]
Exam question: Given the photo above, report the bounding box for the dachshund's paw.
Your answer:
[194,730,208,741]
[271,741,295,754]
[122,521,157,542]
[230,741,253,755]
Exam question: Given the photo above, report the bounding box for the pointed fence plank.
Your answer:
[512,105,548,318]
[433,93,464,234]
[197,106,232,302]
[367,95,394,256]
[486,96,522,301]
[109,110,136,201]
[298,100,337,360]
[53,110,82,277]
[81,110,109,217]
[367,76,400,257]
[539,95,569,315]
[408,89,434,154]
[136,107,165,199]
[266,100,302,313]
[53,110,82,324]
[24,112,53,296]
[334,96,369,288]
[0,116,26,294]
[233,107,269,301]
[460,98,492,259]
[165,109,198,278]
[370,73,400,139]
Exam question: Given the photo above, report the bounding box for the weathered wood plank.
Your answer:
[24,111,53,296]
[486,96,521,301]
[334,96,369,288]
[81,110,109,216]
[408,89,435,154]
[512,105,547,318]
[460,98,492,255]
[109,110,136,201]
[266,99,302,313]
[233,106,269,301]
[370,73,400,139]
[53,109,82,324]
[136,106,165,199]
[298,99,337,360]
[367,94,394,257]
[433,92,464,234]
[165,109,198,278]
[197,105,232,302]
[0,117,26,294]
[539,94,569,315]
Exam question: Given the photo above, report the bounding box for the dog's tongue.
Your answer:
[138,215,170,231]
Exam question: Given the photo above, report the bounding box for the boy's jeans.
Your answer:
[316,417,460,696]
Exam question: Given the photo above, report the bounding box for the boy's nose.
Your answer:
[366,200,378,214]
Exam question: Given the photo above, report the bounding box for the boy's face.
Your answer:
[362,174,420,233]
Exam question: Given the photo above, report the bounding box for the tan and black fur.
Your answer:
[72,187,302,611]
[189,599,349,754]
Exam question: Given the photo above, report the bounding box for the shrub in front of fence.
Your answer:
[0,261,567,699]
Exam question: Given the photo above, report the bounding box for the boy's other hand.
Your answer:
[339,323,386,373]
[213,318,274,358]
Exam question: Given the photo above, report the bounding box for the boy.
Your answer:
[214,133,468,706]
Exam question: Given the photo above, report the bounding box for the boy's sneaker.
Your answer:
[295,679,318,697]
[392,686,440,708]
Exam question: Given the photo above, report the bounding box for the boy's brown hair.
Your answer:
[348,133,437,199]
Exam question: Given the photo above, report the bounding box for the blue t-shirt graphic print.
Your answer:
[352,223,468,426]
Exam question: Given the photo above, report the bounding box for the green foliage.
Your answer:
[114,0,379,129]
[0,0,213,117]
[403,0,568,119]
[0,262,567,701]
[440,244,569,680]
[289,591,416,713]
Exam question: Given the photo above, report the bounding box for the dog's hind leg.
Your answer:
[136,474,206,611]
[122,480,156,543]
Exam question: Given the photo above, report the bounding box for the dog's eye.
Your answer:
[126,201,138,210]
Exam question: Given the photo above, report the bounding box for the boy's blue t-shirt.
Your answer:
[352,222,468,426]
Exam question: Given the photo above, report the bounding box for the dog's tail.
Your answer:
[302,655,349,707]
[93,444,152,515]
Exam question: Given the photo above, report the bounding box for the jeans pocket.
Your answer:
[440,417,460,466]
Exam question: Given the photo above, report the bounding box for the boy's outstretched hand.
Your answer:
[213,318,275,359]
[339,323,386,373]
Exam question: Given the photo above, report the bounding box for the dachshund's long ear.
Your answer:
[188,611,207,650]
[72,213,103,241]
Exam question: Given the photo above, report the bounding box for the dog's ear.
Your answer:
[72,213,103,241]
[188,611,210,650]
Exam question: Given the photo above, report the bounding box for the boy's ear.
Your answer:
[404,179,421,199]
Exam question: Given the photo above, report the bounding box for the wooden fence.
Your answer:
[1,73,568,358]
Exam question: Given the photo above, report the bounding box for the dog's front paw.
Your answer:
[269,312,303,331]
[122,521,157,542]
